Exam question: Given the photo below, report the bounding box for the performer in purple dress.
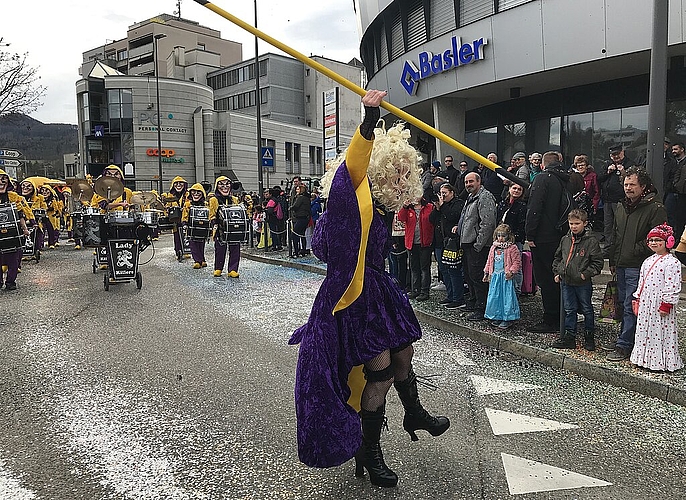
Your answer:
[289,90,450,487]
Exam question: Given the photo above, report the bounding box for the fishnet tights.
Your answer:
[360,345,414,412]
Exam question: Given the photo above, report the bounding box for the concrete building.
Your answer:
[75,14,366,192]
[80,14,242,80]
[357,0,686,171]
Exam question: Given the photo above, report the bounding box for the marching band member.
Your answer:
[20,179,47,253]
[165,176,189,261]
[0,169,33,290]
[181,183,208,269]
[90,165,132,212]
[209,176,241,278]
[39,184,63,249]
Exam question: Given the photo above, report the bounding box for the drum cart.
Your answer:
[22,226,40,262]
[102,213,151,291]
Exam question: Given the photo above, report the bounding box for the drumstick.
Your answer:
[191,0,527,189]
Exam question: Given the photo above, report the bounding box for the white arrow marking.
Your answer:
[501,453,612,494]
[485,408,578,435]
[470,375,541,396]
[445,347,476,366]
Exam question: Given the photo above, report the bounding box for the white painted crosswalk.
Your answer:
[485,408,579,435]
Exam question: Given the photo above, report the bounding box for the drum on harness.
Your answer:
[137,210,161,227]
[0,203,22,253]
[217,204,250,243]
[32,208,47,222]
[167,206,182,224]
[71,211,84,239]
[187,206,210,241]
[81,208,106,248]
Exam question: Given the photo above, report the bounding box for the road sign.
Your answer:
[261,147,274,168]
[0,149,22,158]
[0,158,22,167]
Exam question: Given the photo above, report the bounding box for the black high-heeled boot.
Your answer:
[357,406,398,487]
[394,367,450,441]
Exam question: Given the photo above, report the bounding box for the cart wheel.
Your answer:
[35,251,41,263]
[92,259,97,274]
[104,273,110,291]
[135,272,142,290]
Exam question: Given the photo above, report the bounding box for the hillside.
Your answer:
[0,113,79,178]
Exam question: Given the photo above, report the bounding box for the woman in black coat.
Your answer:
[429,182,466,308]
[289,184,312,256]
[496,183,527,246]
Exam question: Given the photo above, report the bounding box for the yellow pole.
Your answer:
[192,0,527,186]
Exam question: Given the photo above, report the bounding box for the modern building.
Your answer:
[208,53,366,187]
[357,0,686,172]
[80,14,242,80]
[75,14,367,192]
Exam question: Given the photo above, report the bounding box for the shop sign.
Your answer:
[146,148,185,163]
[400,36,488,96]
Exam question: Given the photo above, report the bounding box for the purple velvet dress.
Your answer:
[288,161,422,468]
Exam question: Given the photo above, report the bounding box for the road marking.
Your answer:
[501,453,612,494]
[485,408,579,435]
[0,458,39,499]
[445,347,477,366]
[470,375,541,396]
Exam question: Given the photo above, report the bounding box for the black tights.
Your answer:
[360,344,414,412]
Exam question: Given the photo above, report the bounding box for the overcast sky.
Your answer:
[2,0,361,125]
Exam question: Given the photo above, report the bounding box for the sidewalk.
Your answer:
[243,248,686,408]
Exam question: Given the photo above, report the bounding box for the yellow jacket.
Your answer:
[181,183,208,223]
[3,191,34,221]
[90,188,133,213]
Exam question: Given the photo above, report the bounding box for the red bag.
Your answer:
[521,250,537,295]
[632,298,640,316]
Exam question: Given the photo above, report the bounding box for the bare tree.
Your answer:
[0,40,47,116]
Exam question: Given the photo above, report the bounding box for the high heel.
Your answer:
[394,366,450,441]
[358,406,398,487]
[354,451,364,477]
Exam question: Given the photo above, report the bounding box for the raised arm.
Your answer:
[345,90,386,189]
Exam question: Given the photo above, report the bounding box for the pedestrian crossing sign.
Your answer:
[261,147,274,168]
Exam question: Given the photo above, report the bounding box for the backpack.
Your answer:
[275,196,287,220]
[552,174,578,235]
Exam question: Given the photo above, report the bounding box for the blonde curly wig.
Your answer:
[319,121,423,212]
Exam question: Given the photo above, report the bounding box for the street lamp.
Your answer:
[154,33,167,193]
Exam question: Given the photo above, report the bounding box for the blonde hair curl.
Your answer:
[319,121,423,212]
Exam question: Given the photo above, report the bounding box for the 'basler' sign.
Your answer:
[400,36,488,96]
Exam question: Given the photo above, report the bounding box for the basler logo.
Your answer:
[400,36,488,96]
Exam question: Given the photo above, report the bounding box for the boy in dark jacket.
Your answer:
[551,209,604,350]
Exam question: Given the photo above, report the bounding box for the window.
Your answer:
[260,87,268,104]
[117,49,128,61]
[430,0,456,38]
[309,145,323,175]
[379,22,389,67]
[503,122,526,162]
[460,0,494,27]
[294,143,301,174]
[390,10,404,60]
[498,0,531,12]
[305,68,310,76]
[465,126,498,160]
[214,130,228,170]
[285,142,293,173]
[406,0,426,51]
[198,42,206,50]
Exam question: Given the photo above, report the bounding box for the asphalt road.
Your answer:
[1,235,685,499]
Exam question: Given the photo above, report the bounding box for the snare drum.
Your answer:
[187,206,210,241]
[137,210,160,227]
[167,206,182,223]
[106,211,137,240]
[81,210,106,248]
[71,211,84,239]
[217,205,250,243]
[0,203,22,253]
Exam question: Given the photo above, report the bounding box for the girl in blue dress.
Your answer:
[483,224,521,328]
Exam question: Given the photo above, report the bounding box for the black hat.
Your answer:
[608,144,623,154]
[664,137,671,144]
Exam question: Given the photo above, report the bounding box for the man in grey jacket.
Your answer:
[458,172,497,321]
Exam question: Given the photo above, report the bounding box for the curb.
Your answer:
[243,251,686,408]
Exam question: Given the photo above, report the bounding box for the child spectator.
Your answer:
[483,224,521,329]
[631,224,683,372]
[552,209,604,350]
[398,197,435,301]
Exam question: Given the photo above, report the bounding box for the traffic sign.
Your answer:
[0,149,22,158]
[261,147,274,168]
[0,158,22,167]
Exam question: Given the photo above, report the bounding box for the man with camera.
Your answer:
[597,144,636,253]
